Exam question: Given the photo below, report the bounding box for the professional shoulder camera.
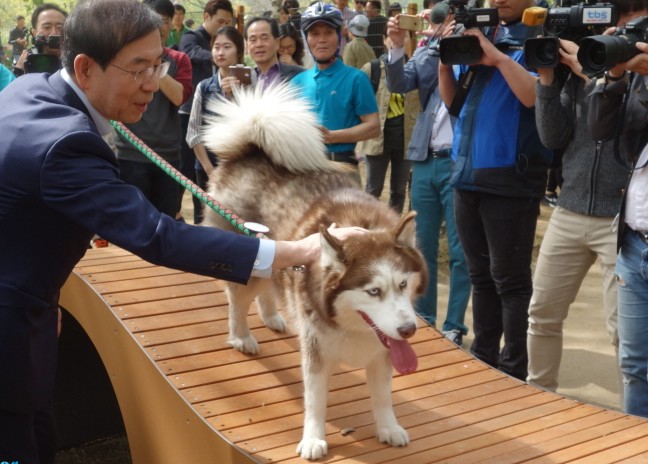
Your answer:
[524,0,617,69]
[24,33,62,74]
[438,0,499,65]
[577,16,648,76]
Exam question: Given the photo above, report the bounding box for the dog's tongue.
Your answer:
[388,338,418,375]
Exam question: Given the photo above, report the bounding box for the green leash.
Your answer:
[110,120,268,239]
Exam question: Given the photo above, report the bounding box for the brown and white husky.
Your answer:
[202,84,428,460]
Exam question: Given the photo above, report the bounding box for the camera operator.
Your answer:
[13,3,67,76]
[9,15,29,65]
[527,0,647,401]
[437,0,552,381]
[587,12,648,419]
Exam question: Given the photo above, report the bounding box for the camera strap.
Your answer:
[449,67,476,117]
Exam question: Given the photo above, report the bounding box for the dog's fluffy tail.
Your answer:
[202,82,334,173]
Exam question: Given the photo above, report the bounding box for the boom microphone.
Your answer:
[431,1,450,24]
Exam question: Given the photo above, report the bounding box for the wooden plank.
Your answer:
[170,338,451,391]
[143,317,282,355]
[237,376,523,455]
[265,389,561,463]
[85,271,213,294]
[183,349,473,406]
[200,361,492,420]
[569,433,648,463]
[116,292,230,320]
[439,407,612,463]
[479,415,647,464]
[527,421,648,463]
[105,280,225,305]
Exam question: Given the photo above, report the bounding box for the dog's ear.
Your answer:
[395,211,417,248]
[319,225,346,273]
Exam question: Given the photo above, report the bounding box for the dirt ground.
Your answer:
[54,161,621,463]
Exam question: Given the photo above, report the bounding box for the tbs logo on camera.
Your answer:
[583,7,612,24]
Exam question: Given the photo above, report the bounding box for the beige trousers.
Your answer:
[527,207,619,392]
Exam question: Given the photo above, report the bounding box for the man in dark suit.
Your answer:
[244,16,304,88]
[0,1,362,462]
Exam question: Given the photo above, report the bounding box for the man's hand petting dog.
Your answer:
[273,224,368,270]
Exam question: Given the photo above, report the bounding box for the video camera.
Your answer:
[24,33,62,74]
[438,0,499,65]
[578,16,648,76]
[524,0,617,69]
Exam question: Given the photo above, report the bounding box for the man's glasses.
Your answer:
[110,60,171,82]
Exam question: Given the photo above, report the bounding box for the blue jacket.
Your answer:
[0,71,260,314]
[385,39,450,161]
[451,22,552,199]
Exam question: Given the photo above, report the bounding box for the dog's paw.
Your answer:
[227,335,259,355]
[377,424,409,447]
[263,313,286,333]
[296,437,328,460]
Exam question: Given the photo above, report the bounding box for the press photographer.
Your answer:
[437,0,551,381]
[586,0,648,421]
[527,0,646,399]
[13,3,67,76]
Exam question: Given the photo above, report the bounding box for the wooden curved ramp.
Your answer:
[59,246,648,464]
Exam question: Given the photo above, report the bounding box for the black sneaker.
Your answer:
[442,329,463,347]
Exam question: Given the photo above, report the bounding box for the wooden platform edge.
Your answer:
[59,270,258,464]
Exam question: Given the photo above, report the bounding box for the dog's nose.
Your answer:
[397,323,416,339]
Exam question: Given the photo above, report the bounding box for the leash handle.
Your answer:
[110,120,267,239]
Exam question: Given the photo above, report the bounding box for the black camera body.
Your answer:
[578,16,648,76]
[545,0,617,32]
[438,0,499,65]
[524,0,617,69]
[34,33,61,53]
[451,0,499,29]
[24,34,62,74]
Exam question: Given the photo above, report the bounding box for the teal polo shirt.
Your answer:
[291,58,378,153]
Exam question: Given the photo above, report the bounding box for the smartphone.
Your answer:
[398,14,422,32]
[228,65,252,86]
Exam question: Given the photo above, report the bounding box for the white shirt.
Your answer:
[625,142,648,232]
[387,47,452,151]
[429,103,453,151]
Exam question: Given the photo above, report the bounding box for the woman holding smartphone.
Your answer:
[186,26,245,223]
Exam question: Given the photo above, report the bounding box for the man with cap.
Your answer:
[292,2,379,174]
[342,14,375,69]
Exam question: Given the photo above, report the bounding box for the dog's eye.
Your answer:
[366,288,382,297]
[399,280,407,290]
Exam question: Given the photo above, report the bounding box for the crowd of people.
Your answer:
[4,0,648,461]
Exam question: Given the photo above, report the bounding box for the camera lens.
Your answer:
[578,34,641,76]
[439,35,482,65]
[525,37,560,68]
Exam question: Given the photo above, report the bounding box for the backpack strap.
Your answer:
[370,58,380,94]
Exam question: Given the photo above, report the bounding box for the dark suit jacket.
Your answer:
[0,71,260,412]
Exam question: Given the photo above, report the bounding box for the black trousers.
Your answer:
[454,189,539,380]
